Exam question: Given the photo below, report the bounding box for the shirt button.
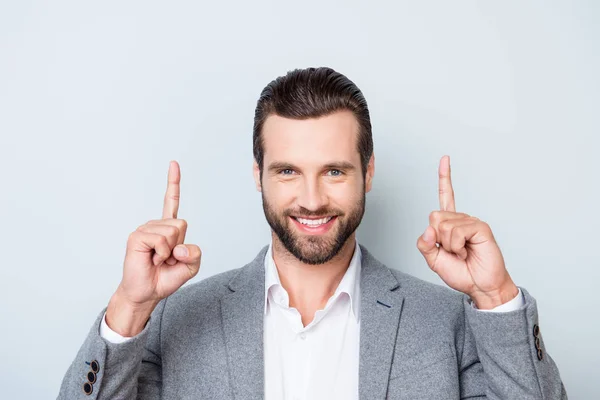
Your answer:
[299,333,306,340]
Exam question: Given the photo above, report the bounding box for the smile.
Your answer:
[293,216,333,226]
[290,215,337,234]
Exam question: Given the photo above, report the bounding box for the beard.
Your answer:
[262,189,365,265]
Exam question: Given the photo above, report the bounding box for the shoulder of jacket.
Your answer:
[387,266,465,305]
[167,267,241,304]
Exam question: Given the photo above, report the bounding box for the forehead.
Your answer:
[261,110,360,164]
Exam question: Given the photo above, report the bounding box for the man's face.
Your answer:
[253,110,374,265]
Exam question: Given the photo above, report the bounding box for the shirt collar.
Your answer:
[263,239,362,320]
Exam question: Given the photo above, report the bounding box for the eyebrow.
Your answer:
[323,161,356,171]
[267,161,356,172]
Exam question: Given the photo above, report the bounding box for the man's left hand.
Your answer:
[416,155,519,310]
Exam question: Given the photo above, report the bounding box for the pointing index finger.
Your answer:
[163,160,181,219]
[438,155,456,212]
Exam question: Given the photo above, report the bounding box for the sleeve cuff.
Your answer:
[99,312,134,344]
[471,287,525,313]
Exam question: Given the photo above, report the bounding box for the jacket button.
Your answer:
[537,348,544,361]
[90,360,100,373]
[83,382,93,395]
[87,371,97,384]
[535,337,541,350]
[533,324,540,338]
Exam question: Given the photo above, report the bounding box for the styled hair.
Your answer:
[253,67,373,178]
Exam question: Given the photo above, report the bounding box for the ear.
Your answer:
[253,160,262,192]
[365,153,375,193]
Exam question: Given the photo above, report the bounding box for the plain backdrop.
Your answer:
[1,0,598,398]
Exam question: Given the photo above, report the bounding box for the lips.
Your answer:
[289,215,337,234]
[293,216,333,227]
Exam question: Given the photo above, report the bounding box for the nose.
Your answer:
[297,176,328,212]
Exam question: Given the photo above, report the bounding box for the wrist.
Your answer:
[105,288,159,337]
[470,281,519,310]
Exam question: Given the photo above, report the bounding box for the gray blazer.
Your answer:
[58,245,567,399]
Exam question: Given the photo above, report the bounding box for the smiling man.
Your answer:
[58,67,567,399]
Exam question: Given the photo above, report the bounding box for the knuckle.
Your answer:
[416,238,426,251]
[482,222,492,234]
[451,231,463,246]
[188,245,201,259]
[128,231,140,242]
[453,225,464,235]
[475,219,488,230]
[157,235,169,248]
[174,220,187,236]
[429,211,439,224]
[439,220,451,232]
[167,225,180,237]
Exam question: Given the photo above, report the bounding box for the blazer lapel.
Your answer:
[220,246,268,399]
[358,245,405,400]
[219,244,404,399]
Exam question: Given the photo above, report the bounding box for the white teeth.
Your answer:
[296,217,333,226]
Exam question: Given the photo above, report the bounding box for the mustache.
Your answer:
[283,206,343,218]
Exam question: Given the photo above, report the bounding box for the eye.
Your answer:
[327,169,343,177]
[279,169,295,175]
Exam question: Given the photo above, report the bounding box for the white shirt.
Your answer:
[263,241,362,400]
[99,241,524,399]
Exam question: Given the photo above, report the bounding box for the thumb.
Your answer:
[416,226,439,270]
[172,244,202,276]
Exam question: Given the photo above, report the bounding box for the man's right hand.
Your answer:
[105,160,202,337]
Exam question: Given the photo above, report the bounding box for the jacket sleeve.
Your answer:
[458,287,568,399]
[56,298,167,400]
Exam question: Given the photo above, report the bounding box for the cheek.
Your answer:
[328,182,363,208]
[263,181,297,208]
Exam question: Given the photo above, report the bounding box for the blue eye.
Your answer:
[327,169,343,176]
[280,169,294,175]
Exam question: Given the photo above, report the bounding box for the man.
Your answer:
[58,67,567,399]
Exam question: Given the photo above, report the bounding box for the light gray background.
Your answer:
[0,0,598,398]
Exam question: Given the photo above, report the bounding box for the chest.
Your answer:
[263,299,360,400]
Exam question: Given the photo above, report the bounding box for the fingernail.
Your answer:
[174,246,188,257]
[423,227,433,242]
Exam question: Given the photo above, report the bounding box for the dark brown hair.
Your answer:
[253,67,373,178]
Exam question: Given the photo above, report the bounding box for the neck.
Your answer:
[271,233,357,326]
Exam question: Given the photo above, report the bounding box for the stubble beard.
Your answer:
[261,188,365,265]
